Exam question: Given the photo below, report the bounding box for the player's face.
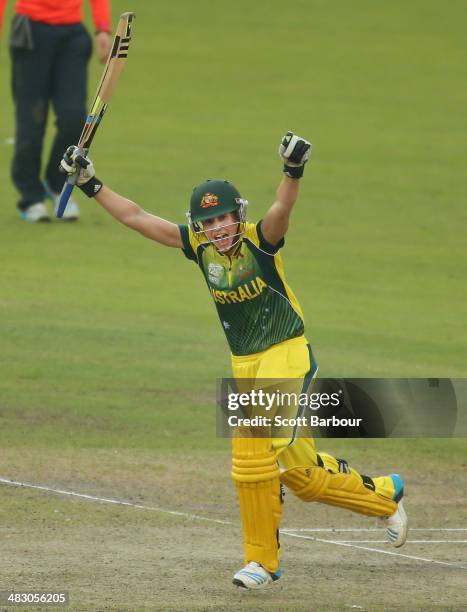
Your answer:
[202,213,239,253]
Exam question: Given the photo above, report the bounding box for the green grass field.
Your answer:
[0,1,466,609]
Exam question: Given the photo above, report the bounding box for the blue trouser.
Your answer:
[10,18,92,209]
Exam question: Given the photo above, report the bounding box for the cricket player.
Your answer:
[60,133,408,590]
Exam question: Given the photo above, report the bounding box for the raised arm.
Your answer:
[260,132,312,246]
[261,176,300,246]
[60,146,182,248]
[95,186,182,246]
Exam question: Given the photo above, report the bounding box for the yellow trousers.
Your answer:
[231,335,397,573]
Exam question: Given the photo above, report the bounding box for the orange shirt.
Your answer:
[0,0,111,32]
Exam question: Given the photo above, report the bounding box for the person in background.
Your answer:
[0,0,112,221]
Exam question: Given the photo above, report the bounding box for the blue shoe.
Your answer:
[232,561,282,590]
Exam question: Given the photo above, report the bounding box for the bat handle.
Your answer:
[56,176,77,218]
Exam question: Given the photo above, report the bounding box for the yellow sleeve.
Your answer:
[244,221,285,254]
[178,224,200,262]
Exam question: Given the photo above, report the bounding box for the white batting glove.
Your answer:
[60,146,95,184]
[279,132,312,178]
[60,146,103,197]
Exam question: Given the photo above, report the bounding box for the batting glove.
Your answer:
[59,146,103,197]
[279,132,312,179]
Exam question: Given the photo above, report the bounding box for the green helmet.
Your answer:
[187,179,248,231]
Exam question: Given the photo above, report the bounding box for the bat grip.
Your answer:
[56,179,76,218]
[56,145,86,218]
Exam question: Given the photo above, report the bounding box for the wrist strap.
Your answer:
[79,176,103,198]
[283,164,304,179]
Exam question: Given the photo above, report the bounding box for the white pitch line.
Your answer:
[282,527,467,532]
[1,477,466,571]
[281,531,467,570]
[322,540,467,544]
[0,477,232,526]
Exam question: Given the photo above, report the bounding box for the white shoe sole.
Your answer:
[387,500,408,547]
[232,565,281,590]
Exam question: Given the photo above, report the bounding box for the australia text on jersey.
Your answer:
[210,276,267,304]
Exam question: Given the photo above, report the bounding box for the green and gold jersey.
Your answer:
[179,221,305,356]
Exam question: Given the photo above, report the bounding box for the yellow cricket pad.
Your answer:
[232,433,282,573]
[281,463,397,517]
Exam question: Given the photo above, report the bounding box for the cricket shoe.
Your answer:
[54,196,80,221]
[19,202,50,222]
[232,561,282,590]
[381,474,408,548]
[44,180,80,221]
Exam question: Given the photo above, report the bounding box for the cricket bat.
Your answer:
[56,12,135,218]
